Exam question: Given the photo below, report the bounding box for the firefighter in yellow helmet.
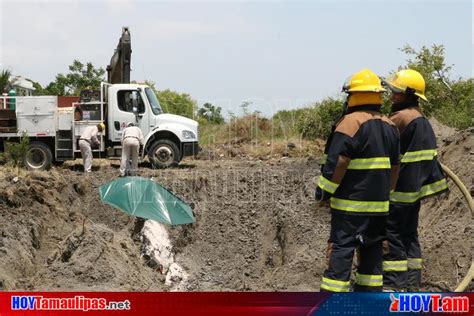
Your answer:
[382,69,448,290]
[316,69,400,292]
[384,69,428,101]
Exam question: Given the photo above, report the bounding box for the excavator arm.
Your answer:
[106,27,132,84]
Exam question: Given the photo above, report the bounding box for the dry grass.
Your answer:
[199,115,286,146]
[239,138,324,159]
[198,114,326,159]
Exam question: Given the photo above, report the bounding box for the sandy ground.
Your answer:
[0,127,472,291]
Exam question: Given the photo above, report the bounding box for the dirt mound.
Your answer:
[164,130,473,292]
[0,128,472,291]
[171,131,473,291]
[0,158,328,291]
[153,159,326,291]
[429,118,457,141]
[0,168,166,291]
[419,129,474,291]
[196,139,325,163]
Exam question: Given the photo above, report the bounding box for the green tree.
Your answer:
[144,80,198,118]
[0,69,11,93]
[43,60,105,96]
[156,89,197,118]
[31,81,45,96]
[42,81,64,96]
[197,102,224,124]
[398,44,472,128]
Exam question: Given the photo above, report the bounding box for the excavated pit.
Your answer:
[0,129,472,291]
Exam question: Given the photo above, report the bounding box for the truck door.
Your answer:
[111,89,149,143]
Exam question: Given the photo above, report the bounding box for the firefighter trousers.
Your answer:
[321,212,387,292]
[383,202,422,290]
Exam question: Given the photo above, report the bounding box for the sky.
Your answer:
[0,0,472,117]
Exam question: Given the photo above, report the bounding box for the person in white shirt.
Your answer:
[79,123,105,173]
[120,122,144,177]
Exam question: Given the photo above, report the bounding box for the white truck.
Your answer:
[0,83,199,170]
[0,28,199,170]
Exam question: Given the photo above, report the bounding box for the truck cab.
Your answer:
[105,83,199,167]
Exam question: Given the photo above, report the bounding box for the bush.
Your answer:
[272,108,308,139]
[197,103,225,124]
[433,78,473,129]
[295,98,345,139]
[0,135,30,167]
[228,113,273,141]
[199,113,276,145]
[399,44,473,129]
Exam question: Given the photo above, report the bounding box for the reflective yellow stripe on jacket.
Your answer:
[400,149,437,163]
[391,178,448,203]
[330,198,389,213]
[320,156,391,169]
[320,277,350,292]
[317,176,339,194]
[355,273,383,287]
[347,157,391,170]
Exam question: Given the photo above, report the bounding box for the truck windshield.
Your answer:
[145,87,163,115]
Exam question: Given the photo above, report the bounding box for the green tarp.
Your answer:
[99,177,195,225]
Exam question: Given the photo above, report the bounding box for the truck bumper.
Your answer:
[181,141,200,157]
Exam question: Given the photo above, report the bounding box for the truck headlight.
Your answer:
[182,130,196,139]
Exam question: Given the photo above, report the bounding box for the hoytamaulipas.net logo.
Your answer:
[390,293,469,313]
[11,295,131,311]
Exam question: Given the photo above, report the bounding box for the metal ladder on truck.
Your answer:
[55,107,74,161]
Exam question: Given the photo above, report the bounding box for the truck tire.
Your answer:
[24,142,53,171]
[148,139,180,169]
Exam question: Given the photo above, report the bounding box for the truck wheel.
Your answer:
[24,142,53,171]
[148,139,180,169]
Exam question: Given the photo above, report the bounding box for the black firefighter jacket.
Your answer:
[388,106,448,204]
[316,105,400,216]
